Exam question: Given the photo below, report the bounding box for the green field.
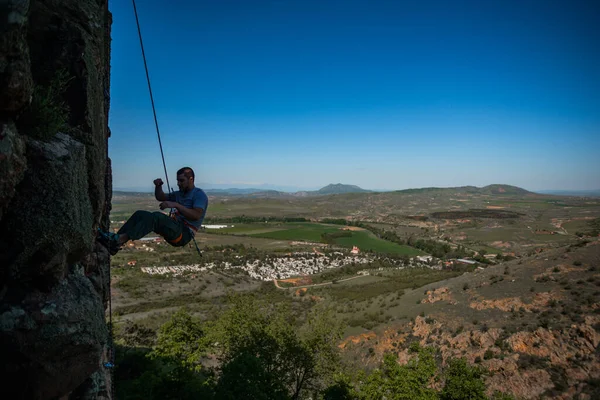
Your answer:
[206,222,423,255]
[209,222,341,240]
[248,223,341,242]
[333,231,423,255]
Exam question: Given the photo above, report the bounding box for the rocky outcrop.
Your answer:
[0,0,112,399]
[469,292,558,312]
[421,286,455,304]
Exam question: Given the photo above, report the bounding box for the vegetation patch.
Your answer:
[115,302,514,400]
[17,69,73,140]
[313,267,465,302]
[431,209,524,219]
[246,223,341,242]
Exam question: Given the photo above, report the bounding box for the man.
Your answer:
[98,167,208,255]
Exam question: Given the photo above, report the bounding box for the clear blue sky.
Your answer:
[108,0,599,192]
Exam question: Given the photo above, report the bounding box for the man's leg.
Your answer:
[117,210,182,243]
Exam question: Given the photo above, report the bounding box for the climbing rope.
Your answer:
[104,258,116,399]
[131,0,172,194]
[191,235,203,257]
[103,159,116,400]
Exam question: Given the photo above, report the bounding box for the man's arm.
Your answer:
[174,205,204,221]
[154,178,168,201]
[159,201,203,220]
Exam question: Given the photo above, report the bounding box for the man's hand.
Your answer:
[159,201,177,210]
[154,178,164,186]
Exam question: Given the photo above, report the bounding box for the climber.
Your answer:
[97,167,208,255]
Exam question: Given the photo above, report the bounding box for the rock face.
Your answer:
[0,0,112,398]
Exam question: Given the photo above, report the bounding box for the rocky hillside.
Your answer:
[0,1,113,398]
[341,240,600,399]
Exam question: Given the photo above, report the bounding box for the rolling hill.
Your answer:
[315,183,370,195]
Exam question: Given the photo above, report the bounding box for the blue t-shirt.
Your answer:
[167,187,208,231]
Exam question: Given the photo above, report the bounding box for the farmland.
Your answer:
[207,222,423,255]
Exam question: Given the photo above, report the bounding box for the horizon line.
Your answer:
[112,184,600,194]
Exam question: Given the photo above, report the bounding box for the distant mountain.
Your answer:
[113,190,153,197]
[245,190,291,198]
[205,188,272,196]
[316,184,370,195]
[395,186,479,194]
[200,182,311,192]
[535,189,600,197]
[205,184,370,197]
[394,185,531,195]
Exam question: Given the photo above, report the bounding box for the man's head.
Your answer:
[176,167,195,192]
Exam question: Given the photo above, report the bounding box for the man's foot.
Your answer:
[97,229,121,255]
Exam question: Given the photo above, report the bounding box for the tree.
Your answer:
[117,309,214,400]
[209,295,343,399]
[215,347,290,400]
[323,374,358,400]
[151,308,206,372]
[358,345,438,399]
[440,358,487,400]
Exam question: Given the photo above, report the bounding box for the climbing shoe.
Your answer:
[96,229,121,255]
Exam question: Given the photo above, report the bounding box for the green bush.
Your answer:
[17,69,73,140]
[359,347,438,399]
[440,358,487,400]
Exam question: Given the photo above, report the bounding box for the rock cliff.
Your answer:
[0,0,113,398]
